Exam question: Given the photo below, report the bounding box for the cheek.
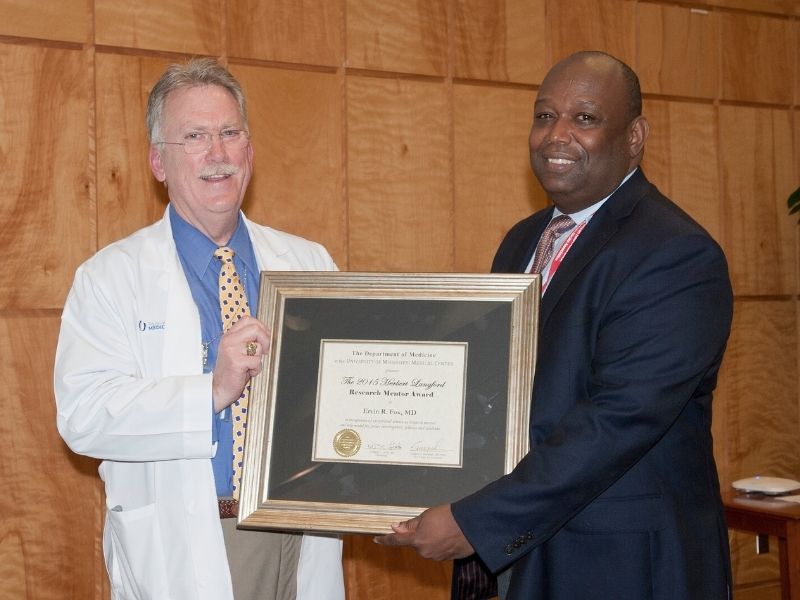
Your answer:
[528,129,547,155]
[528,127,545,148]
[241,149,254,179]
[575,134,608,163]
[165,154,197,177]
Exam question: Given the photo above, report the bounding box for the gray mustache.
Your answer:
[199,164,239,177]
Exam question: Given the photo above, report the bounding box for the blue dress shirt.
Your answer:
[169,204,260,497]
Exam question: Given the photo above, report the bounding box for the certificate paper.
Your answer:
[312,340,468,467]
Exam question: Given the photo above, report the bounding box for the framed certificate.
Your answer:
[238,272,539,534]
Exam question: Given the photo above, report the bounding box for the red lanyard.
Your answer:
[543,220,587,292]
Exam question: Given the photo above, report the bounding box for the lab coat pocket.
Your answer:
[105,502,170,599]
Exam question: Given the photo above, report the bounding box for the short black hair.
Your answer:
[564,51,642,121]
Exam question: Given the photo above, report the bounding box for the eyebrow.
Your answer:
[179,122,243,131]
[533,98,603,111]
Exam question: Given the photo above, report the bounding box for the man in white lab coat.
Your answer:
[54,58,344,600]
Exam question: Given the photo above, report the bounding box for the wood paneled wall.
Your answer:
[0,1,797,598]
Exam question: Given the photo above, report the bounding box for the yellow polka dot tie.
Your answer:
[214,246,251,500]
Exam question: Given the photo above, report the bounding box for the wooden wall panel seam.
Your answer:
[227,56,339,73]
[0,34,82,50]
[446,0,455,271]
[451,77,537,91]
[634,0,800,20]
[344,67,447,82]
[87,43,98,255]
[93,45,215,61]
[340,0,350,271]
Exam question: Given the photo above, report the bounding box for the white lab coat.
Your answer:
[55,209,344,600]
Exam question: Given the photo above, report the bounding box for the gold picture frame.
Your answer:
[238,272,539,535]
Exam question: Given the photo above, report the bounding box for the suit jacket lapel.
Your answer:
[512,209,554,273]
[538,212,617,325]
[538,170,649,326]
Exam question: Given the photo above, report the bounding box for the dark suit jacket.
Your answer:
[451,170,733,600]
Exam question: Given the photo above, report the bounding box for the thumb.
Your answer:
[390,516,420,534]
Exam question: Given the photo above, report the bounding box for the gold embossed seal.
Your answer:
[333,429,361,457]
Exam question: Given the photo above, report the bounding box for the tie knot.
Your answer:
[548,214,576,238]
[214,246,235,262]
[528,214,578,275]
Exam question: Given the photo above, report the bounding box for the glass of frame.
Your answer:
[238,272,539,535]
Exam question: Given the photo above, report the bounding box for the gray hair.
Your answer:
[146,58,248,143]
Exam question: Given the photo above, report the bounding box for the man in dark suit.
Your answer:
[375,51,733,600]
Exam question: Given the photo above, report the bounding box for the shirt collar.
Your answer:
[553,167,638,223]
[169,204,258,279]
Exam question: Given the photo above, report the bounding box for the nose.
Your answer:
[546,117,571,144]
[206,133,229,160]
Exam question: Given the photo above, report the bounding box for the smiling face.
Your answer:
[529,55,648,214]
[149,84,253,244]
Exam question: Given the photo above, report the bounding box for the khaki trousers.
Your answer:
[221,518,301,600]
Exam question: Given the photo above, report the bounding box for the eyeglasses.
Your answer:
[154,129,250,154]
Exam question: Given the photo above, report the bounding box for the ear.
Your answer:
[149,145,166,182]
[628,116,650,158]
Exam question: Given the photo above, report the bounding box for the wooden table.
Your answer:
[724,490,800,600]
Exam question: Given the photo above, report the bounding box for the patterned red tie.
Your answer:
[529,214,575,274]
[214,246,251,500]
